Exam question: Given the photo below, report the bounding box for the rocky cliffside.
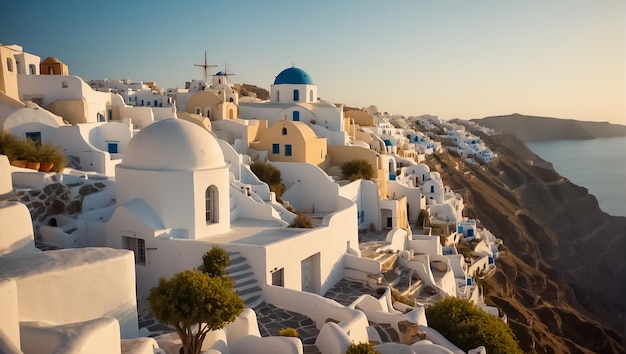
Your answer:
[471,114,626,141]
[426,131,625,353]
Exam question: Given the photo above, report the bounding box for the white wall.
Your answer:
[0,279,20,350]
[274,161,339,212]
[0,201,38,257]
[0,248,139,338]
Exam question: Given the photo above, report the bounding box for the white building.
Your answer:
[239,67,349,145]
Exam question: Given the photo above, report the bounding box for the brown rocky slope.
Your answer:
[425,131,625,353]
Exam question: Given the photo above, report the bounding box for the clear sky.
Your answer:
[1,0,624,124]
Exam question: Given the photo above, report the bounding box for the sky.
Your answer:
[1,0,624,124]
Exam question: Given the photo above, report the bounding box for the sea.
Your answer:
[526,136,626,217]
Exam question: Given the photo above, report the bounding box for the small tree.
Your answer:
[425,297,522,354]
[250,161,286,201]
[341,159,374,182]
[289,212,313,228]
[149,270,245,354]
[346,342,380,354]
[202,245,230,278]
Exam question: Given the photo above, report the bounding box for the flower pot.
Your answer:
[26,161,41,171]
[39,162,55,172]
[10,160,28,168]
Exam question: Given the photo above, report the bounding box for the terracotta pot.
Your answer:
[9,160,27,168]
[39,162,55,172]
[26,161,41,170]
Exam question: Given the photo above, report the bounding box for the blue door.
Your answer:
[293,90,299,102]
[292,111,300,121]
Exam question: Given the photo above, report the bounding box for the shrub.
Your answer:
[346,342,380,354]
[202,245,230,278]
[341,159,374,181]
[1,132,66,172]
[425,297,522,354]
[289,212,313,228]
[279,327,298,337]
[250,161,286,201]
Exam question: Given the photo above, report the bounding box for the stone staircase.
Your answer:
[226,251,263,308]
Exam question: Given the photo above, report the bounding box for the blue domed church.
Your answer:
[271,67,317,104]
[239,66,348,145]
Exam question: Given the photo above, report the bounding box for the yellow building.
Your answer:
[184,91,238,120]
[251,120,327,165]
[40,57,69,76]
[0,45,20,102]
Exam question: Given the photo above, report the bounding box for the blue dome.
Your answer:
[215,72,224,76]
[274,67,313,85]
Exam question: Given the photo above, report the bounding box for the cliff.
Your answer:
[471,114,626,141]
[425,130,625,353]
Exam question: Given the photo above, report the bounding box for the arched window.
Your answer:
[282,127,287,135]
[430,185,435,193]
[309,90,314,101]
[293,89,299,102]
[29,64,36,74]
[205,185,218,223]
[229,109,234,119]
[276,90,280,102]
[6,58,13,72]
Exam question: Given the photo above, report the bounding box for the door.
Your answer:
[301,253,320,293]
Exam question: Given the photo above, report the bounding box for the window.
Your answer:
[205,185,218,223]
[272,143,280,154]
[122,236,146,265]
[271,268,284,287]
[281,127,287,135]
[29,64,36,74]
[48,66,54,75]
[309,90,314,102]
[285,144,292,156]
[62,81,68,88]
[292,111,299,121]
[25,132,41,146]
[293,89,300,102]
[195,107,201,115]
[430,185,435,193]
[6,58,13,72]
[108,143,118,153]
[276,90,280,102]
[107,109,113,120]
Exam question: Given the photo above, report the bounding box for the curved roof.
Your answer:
[214,72,224,76]
[273,67,313,85]
[122,119,225,171]
[41,57,62,64]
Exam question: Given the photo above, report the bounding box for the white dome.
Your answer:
[122,119,225,171]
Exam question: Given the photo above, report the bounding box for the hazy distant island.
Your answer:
[471,113,626,141]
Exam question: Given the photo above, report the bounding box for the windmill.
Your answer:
[212,62,236,85]
[194,51,218,82]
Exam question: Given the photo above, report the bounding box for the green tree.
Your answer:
[341,159,374,182]
[425,297,522,354]
[250,161,286,201]
[148,270,245,354]
[202,245,230,278]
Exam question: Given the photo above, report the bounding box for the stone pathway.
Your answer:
[253,302,319,345]
[323,279,381,306]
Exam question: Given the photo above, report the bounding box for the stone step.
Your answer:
[228,255,246,266]
[229,270,254,281]
[303,344,321,354]
[226,263,251,274]
[233,278,258,290]
[237,286,262,297]
[244,294,262,307]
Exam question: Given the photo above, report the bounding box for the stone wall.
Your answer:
[12,174,110,238]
